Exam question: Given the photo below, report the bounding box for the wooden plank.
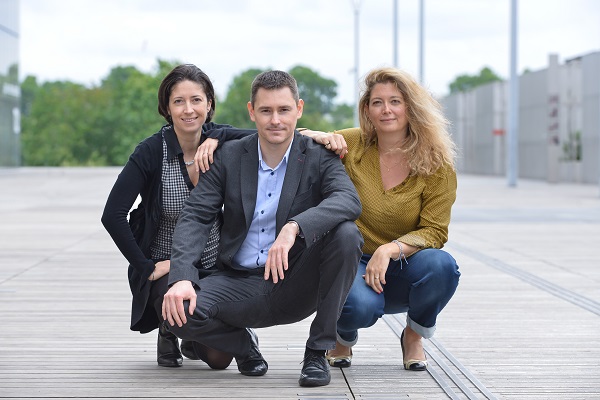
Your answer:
[2,168,600,399]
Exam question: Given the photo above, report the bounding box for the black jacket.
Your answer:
[169,132,362,288]
[101,123,252,333]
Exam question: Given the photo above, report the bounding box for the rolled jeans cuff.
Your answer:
[407,315,436,339]
[336,331,358,347]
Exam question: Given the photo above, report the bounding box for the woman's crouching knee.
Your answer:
[338,289,383,331]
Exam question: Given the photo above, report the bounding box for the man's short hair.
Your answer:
[250,70,300,106]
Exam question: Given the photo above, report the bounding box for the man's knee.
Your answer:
[165,305,200,340]
[329,221,363,249]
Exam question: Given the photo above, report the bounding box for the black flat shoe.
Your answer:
[180,340,200,360]
[157,322,183,367]
[400,329,427,371]
[299,349,331,387]
[235,328,268,376]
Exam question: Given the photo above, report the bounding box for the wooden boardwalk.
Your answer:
[1,167,599,399]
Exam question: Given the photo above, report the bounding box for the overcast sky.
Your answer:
[17,0,600,104]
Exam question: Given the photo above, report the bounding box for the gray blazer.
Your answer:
[169,131,362,288]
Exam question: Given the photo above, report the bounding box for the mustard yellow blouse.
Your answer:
[336,128,457,255]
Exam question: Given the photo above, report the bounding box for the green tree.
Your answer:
[288,65,338,131]
[21,80,97,165]
[215,68,266,128]
[216,66,343,132]
[449,66,502,94]
[20,75,38,118]
[20,60,176,166]
[19,61,351,165]
[328,103,355,130]
[561,131,582,161]
[98,62,168,165]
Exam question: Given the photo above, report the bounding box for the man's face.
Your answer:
[247,87,304,148]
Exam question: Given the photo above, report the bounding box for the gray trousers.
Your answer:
[169,221,363,359]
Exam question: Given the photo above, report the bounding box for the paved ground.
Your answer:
[0,167,599,399]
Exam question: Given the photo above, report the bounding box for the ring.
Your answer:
[375,276,379,280]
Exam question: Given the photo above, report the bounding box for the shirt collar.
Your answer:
[257,137,294,171]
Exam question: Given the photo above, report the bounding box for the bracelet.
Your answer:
[287,220,300,236]
[391,240,408,265]
[151,268,155,281]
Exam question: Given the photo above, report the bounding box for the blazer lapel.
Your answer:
[240,137,259,230]
[276,133,306,232]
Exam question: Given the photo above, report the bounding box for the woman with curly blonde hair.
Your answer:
[302,67,460,371]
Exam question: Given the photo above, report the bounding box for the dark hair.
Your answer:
[250,70,299,106]
[157,64,216,124]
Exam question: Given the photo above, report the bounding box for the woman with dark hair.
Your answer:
[302,67,460,372]
[102,64,252,368]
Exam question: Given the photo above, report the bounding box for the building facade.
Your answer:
[0,0,20,166]
[442,51,600,184]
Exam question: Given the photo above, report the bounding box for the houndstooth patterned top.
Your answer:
[149,137,221,268]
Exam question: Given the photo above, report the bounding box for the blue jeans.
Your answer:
[336,248,460,346]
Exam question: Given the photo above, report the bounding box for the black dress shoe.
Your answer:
[298,349,331,387]
[157,323,183,367]
[235,328,268,376]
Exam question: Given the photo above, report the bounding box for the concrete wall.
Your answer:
[444,81,506,176]
[519,68,547,180]
[581,52,600,185]
[0,0,20,167]
[442,51,599,184]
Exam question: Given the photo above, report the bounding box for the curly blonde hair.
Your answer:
[358,67,456,176]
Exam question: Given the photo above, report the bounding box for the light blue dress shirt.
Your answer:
[232,138,293,269]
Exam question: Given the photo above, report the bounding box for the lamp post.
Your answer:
[352,0,362,126]
[393,0,398,67]
[507,0,519,187]
[419,0,424,83]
